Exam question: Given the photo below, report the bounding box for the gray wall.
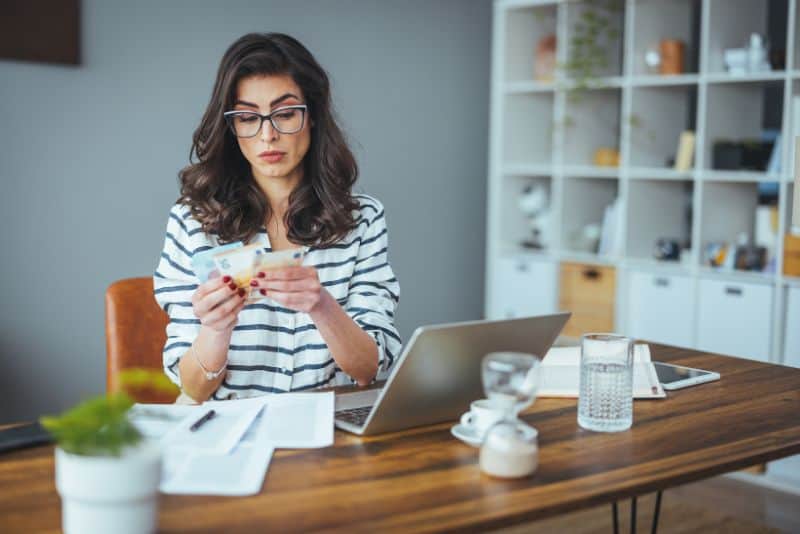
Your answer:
[0,0,490,422]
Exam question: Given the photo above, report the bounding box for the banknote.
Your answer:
[190,242,243,282]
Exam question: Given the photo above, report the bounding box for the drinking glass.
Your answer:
[481,352,541,422]
[577,334,634,432]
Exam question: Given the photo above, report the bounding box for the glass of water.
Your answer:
[577,334,634,432]
[481,352,541,422]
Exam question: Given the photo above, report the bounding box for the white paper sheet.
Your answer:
[538,344,666,398]
[129,404,203,439]
[160,409,274,496]
[138,391,334,495]
[161,401,266,455]
[261,392,335,448]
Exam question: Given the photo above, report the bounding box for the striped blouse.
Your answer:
[153,194,401,400]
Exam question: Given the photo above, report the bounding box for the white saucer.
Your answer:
[450,424,483,447]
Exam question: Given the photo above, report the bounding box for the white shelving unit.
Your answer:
[487,0,800,491]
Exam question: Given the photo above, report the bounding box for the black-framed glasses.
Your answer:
[223,104,308,138]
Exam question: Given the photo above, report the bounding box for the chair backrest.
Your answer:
[105,277,177,403]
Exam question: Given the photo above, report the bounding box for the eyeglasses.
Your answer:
[223,104,308,138]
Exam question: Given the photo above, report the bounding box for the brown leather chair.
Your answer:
[106,277,178,403]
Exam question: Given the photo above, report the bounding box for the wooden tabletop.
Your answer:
[2,344,800,533]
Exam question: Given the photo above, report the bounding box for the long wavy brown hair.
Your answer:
[178,33,360,247]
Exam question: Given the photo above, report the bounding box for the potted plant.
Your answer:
[40,370,179,534]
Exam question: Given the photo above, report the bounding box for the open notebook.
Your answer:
[539,344,666,399]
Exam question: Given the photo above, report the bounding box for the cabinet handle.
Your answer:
[582,268,600,280]
[654,277,670,287]
[725,286,743,296]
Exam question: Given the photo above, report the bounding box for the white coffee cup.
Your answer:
[460,399,506,438]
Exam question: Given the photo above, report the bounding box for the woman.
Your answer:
[154,33,401,402]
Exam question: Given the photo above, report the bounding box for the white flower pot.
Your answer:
[55,442,162,534]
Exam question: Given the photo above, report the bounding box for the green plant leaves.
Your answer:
[40,393,141,457]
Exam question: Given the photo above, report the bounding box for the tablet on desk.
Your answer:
[653,361,720,390]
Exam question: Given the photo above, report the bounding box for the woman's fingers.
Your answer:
[201,289,246,326]
[194,279,239,316]
[255,266,315,281]
[251,276,320,293]
[267,290,318,312]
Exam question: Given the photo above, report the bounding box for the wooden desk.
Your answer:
[2,344,799,533]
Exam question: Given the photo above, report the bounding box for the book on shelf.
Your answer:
[597,198,622,257]
[674,130,695,172]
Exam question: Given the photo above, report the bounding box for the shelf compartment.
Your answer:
[629,85,698,168]
[703,80,783,172]
[564,0,625,79]
[503,93,555,166]
[706,0,788,76]
[699,180,780,271]
[626,179,693,261]
[499,174,554,253]
[631,0,701,76]
[560,176,619,254]
[562,88,621,166]
[503,3,558,83]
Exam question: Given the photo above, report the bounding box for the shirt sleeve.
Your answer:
[153,205,201,387]
[344,200,402,377]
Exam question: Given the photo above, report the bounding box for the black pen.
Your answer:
[189,409,216,432]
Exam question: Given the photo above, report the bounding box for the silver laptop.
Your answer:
[334,313,570,435]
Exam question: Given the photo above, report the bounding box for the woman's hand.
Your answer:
[192,275,247,333]
[250,266,325,313]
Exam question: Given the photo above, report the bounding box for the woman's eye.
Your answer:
[235,114,259,123]
[274,110,297,121]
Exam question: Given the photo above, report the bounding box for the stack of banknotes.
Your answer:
[190,242,306,302]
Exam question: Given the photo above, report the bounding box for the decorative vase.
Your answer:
[55,442,161,534]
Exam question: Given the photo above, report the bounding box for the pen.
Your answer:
[189,409,216,432]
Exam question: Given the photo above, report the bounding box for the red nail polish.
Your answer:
[260,289,267,296]
[238,288,246,297]
[222,275,232,283]
[250,280,258,287]
[257,272,266,278]
[228,282,237,290]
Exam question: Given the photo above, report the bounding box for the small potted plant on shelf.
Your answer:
[40,369,179,534]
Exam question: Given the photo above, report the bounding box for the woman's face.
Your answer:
[231,74,311,185]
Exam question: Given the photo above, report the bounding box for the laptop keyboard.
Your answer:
[335,406,372,427]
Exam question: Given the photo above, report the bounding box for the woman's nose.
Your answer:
[260,119,278,142]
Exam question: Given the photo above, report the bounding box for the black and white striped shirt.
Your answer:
[153,194,401,400]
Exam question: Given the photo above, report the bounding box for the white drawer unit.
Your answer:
[696,278,773,362]
[488,257,557,320]
[627,271,695,348]
[784,286,800,368]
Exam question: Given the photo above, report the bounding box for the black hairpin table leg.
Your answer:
[651,490,663,534]
[611,491,663,534]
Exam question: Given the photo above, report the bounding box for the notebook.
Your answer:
[538,344,666,399]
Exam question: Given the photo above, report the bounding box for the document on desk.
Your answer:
[539,344,666,399]
[207,391,335,448]
[160,409,274,496]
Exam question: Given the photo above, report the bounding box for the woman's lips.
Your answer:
[259,151,285,163]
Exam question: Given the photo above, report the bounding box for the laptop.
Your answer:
[334,313,570,435]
